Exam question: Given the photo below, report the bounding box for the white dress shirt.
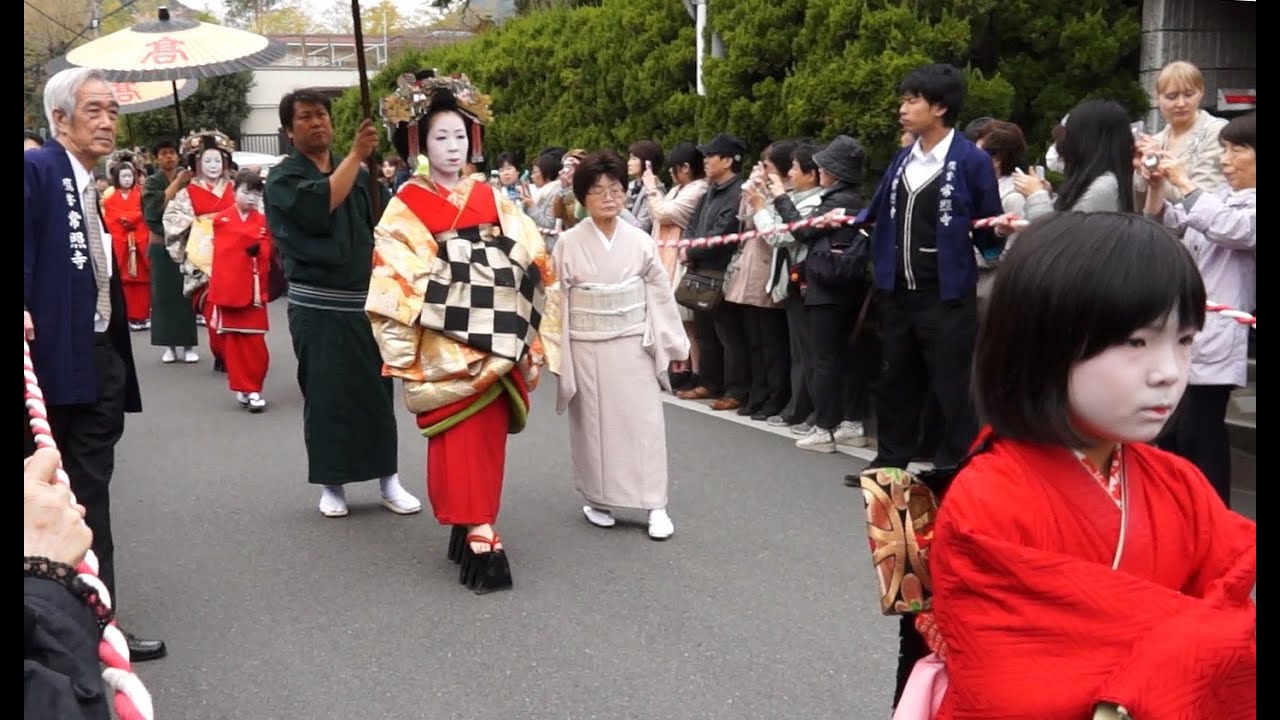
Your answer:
[904,128,955,190]
[71,159,113,332]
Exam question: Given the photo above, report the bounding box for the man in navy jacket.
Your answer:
[23,67,165,662]
[855,64,1007,473]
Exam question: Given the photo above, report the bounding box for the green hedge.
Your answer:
[332,0,1146,180]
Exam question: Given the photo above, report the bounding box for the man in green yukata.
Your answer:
[264,89,421,518]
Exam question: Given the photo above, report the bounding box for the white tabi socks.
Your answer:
[319,485,348,518]
[378,474,423,515]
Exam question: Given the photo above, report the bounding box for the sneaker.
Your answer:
[833,420,868,447]
[766,415,789,427]
[246,392,267,413]
[582,505,616,528]
[789,423,812,436]
[796,426,837,453]
[182,348,200,363]
[379,476,423,515]
[161,348,176,364]
[648,508,675,540]
[319,485,348,517]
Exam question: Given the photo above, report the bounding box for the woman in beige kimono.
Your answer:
[553,151,690,540]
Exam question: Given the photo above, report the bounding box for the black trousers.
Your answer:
[693,301,749,400]
[875,288,979,468]
[23,339,126,601]
[808,301,871,430]
[1158,384,1234,507]
[742,305,790,415]
[779,293,813,423]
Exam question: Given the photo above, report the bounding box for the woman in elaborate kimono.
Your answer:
[209,170,273,412]
[101,152,151,331]
[891,212,1255,719]
[366,72,558,594]
[553,151,690,540]
[163,130,237,370]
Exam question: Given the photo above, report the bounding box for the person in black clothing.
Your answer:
[675,132,750,407]
[24,448,111,720]
[773,135,871,452]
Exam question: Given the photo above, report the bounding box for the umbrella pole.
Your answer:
[350,0,382,220]
[171,80,185,137]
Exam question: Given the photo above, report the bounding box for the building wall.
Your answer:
[1141,0,1256,130]
[242,66,361,138]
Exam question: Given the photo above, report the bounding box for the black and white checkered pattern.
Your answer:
[419,230,544,361]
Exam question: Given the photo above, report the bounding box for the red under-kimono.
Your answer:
[189,182,236,360]
[930,432,1256,719]
[208,205,272,394]
[101,187,151,322]
[401,183,529,526]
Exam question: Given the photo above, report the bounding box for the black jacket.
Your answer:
[775,181,865,306]
[24,577,110,720]
[683,175,743,272]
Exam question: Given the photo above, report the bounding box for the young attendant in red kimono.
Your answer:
[897,213,1255,720]
[101,156,151,330]
[163,132,237,370]
[209,170,272,412]
[366,73,558,594]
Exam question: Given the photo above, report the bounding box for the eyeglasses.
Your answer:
[586,185,625,198]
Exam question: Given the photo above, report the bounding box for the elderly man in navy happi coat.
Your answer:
[23,67,165,662]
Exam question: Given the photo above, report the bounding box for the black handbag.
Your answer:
[806,228,870,288]
[674,268,726,313]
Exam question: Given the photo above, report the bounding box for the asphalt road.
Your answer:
[109,302,895,720]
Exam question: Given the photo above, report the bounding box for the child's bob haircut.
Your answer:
[975,212,1206,447]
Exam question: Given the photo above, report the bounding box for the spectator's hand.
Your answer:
[767,173,786,199]
[1156,151,1193,194]
[24,449,92,566]
[641,161,658,192]
[349,119,378,161]
[811,208,848,229]
[25,310,35,341]
[1011,168,1044,197]
[742,182,767,212]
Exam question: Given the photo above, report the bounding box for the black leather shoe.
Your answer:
[125,633,168,662]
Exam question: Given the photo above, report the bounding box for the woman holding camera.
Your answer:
[1136,60,1228,204]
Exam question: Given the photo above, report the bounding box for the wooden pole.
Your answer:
[350,0,382,220]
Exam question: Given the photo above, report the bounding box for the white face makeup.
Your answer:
[199,148,224,181]
[1067,308,1194,447]
[426,111,468,184]
[117,167,135,189]
[235,186,262,212]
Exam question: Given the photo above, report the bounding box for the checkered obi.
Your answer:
[419,224,545,361]
[567,276,647,335]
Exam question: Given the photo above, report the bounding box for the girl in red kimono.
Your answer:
[368,72,556,594]
[163,131,237,371]
[899,212,1255,720]
[209,170,272,412]
[102,154,151,330]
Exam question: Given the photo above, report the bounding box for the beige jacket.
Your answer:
[1136,110,1229,205]
[723,195,780,308]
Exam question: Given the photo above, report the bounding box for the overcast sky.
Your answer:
[185,0,426,21]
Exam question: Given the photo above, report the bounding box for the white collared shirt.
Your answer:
[70,160,112,332]
[904,128,955,190]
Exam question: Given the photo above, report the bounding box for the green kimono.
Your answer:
[265,151,398,485]
[142,170,198,348]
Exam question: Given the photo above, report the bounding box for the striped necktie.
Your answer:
[82,184,112,326]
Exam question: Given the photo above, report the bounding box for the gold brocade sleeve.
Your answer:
[366,195,437,379]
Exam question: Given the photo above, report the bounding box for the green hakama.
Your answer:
[265,151,397,485]
[142,171,198,348]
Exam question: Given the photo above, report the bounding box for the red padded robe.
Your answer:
[930,432,1256,719]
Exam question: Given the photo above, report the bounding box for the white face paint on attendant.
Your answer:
[117,167,135,189]
[235,186,261,212]
[426,111,468,184]
[1066,308,1195,447]
[199,148,224,182]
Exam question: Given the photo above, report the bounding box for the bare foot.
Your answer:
[467,523,502,554]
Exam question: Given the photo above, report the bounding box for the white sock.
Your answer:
[379,474,404,497]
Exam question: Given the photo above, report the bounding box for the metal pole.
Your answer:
[694,0,706,97]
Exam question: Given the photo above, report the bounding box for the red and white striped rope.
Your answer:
[1207,302,1257,328]
[654,211,1029,249]
[24,341,154,720]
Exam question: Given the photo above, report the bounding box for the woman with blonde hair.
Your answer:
[1136,60,1228,203]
